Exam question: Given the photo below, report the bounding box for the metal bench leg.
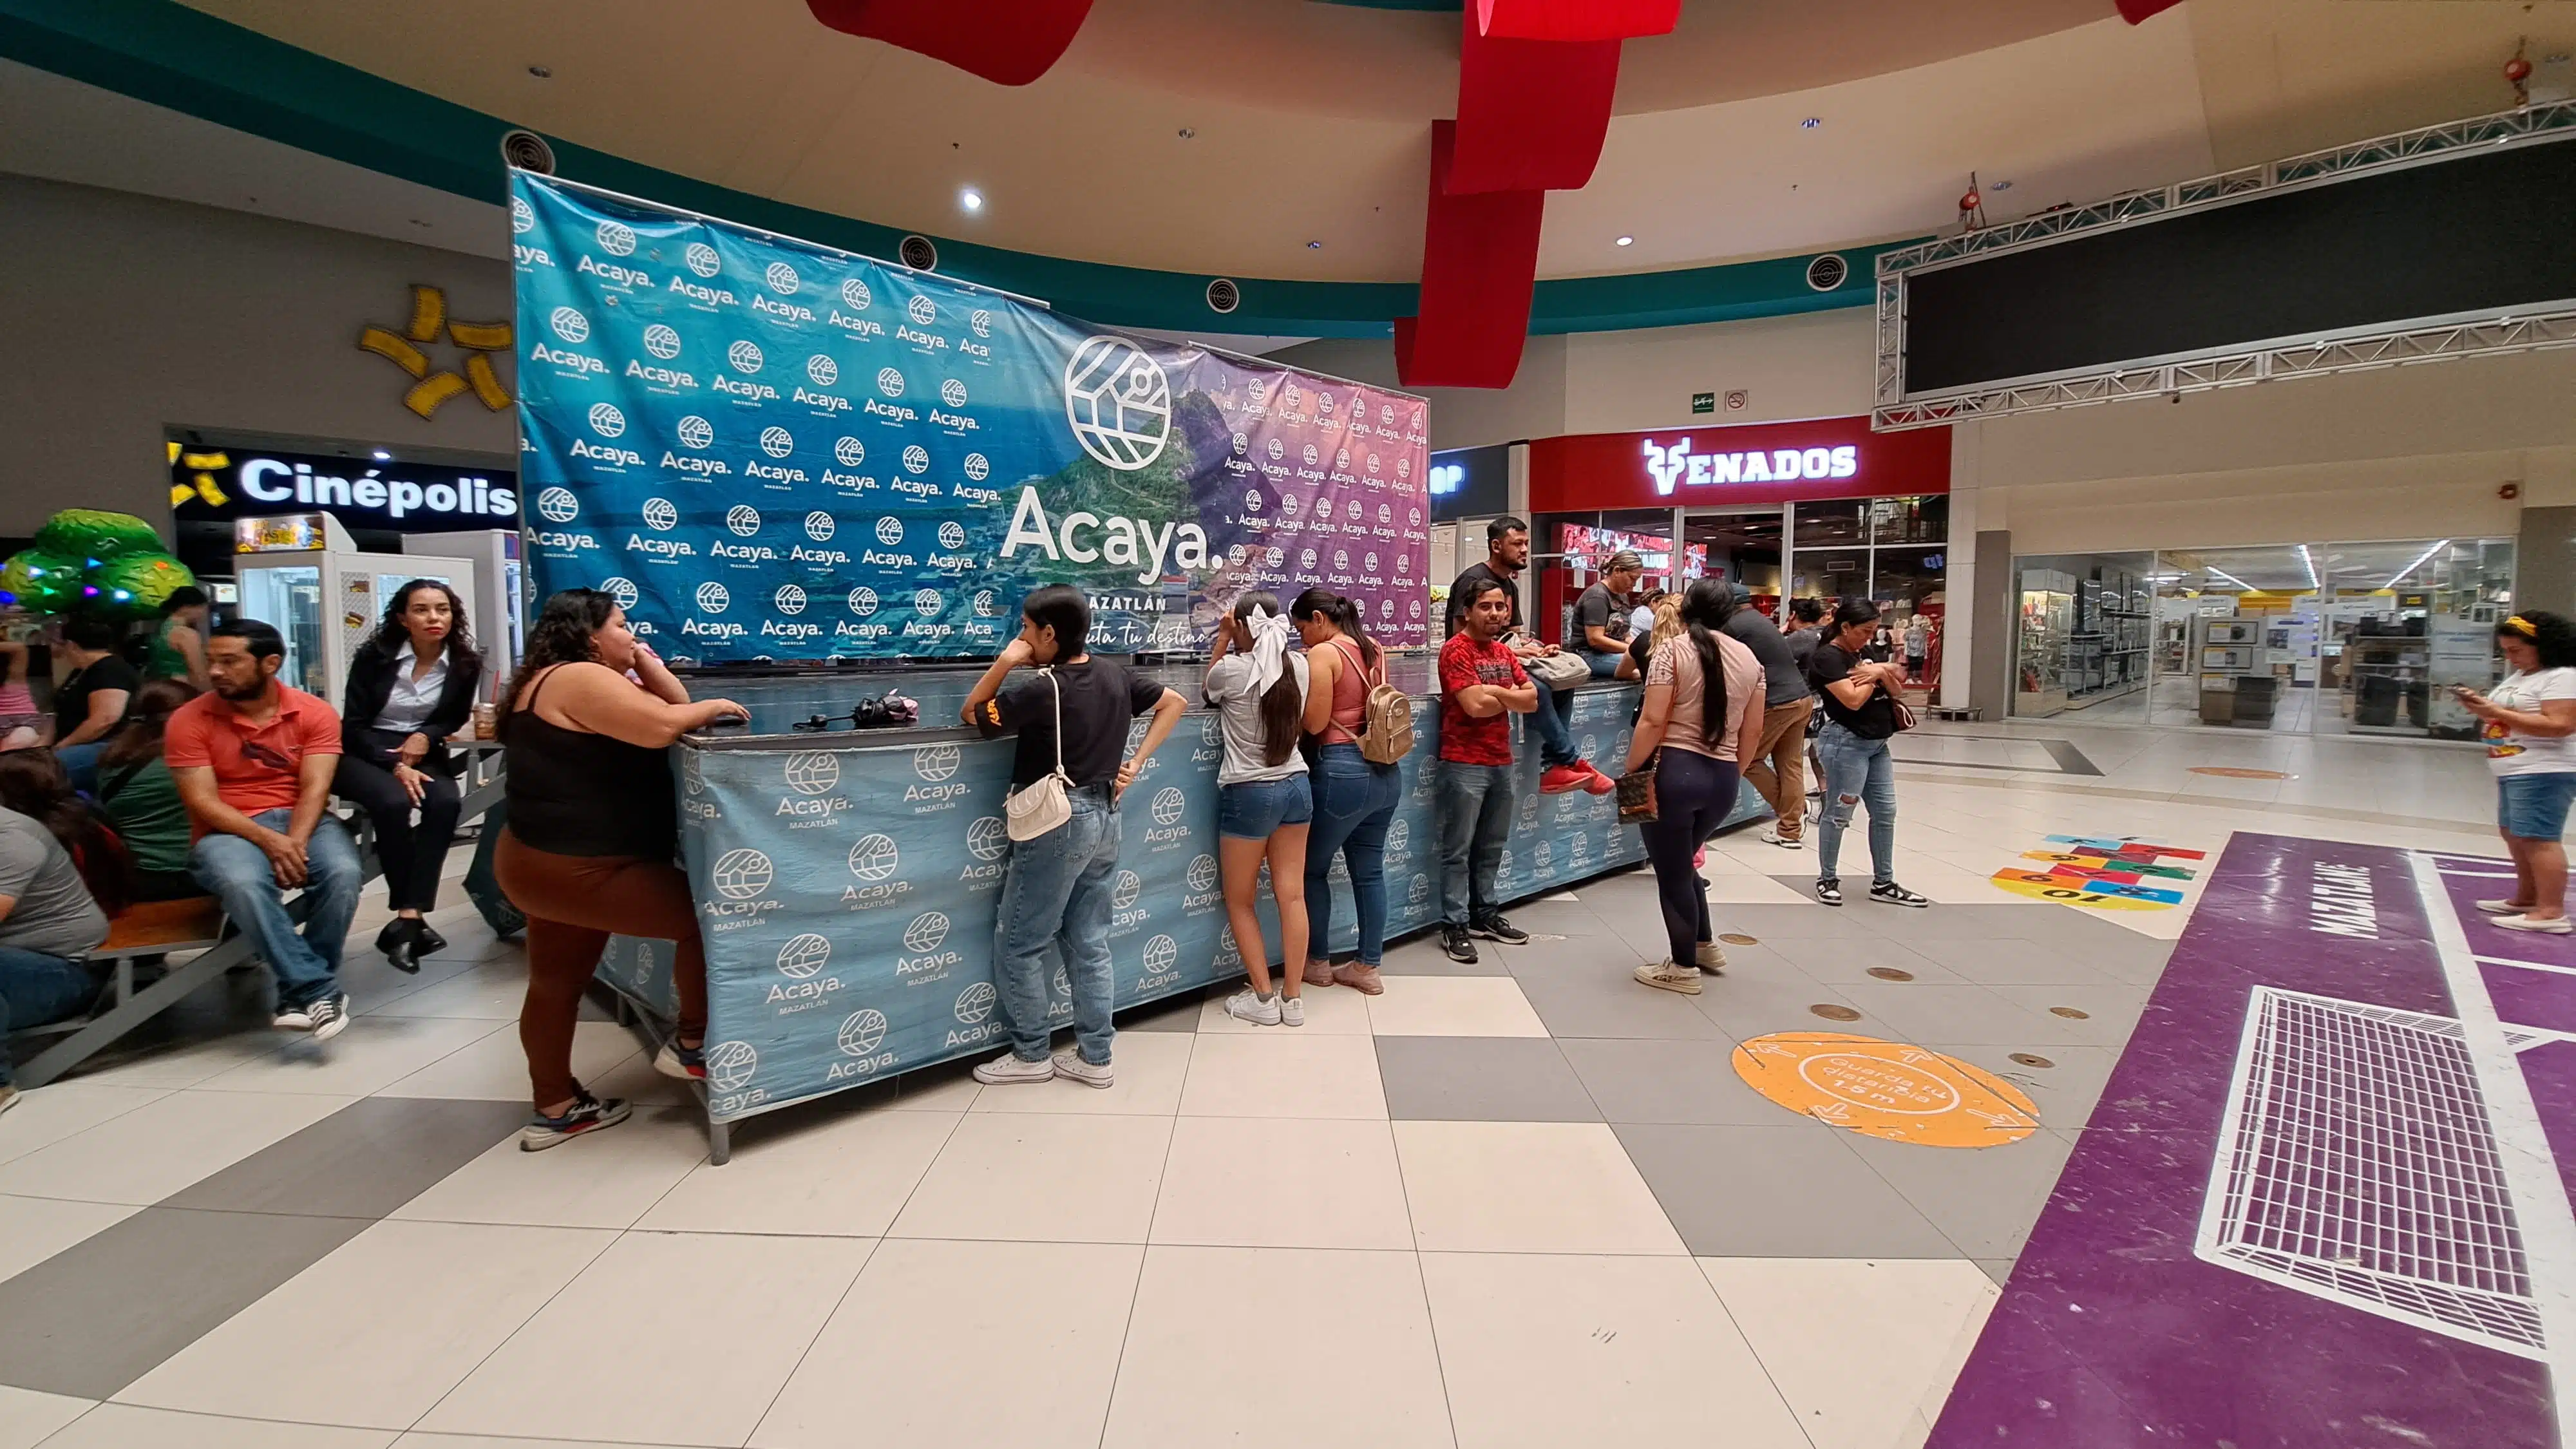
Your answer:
[708,1115,730,1166]
[19,934,261,1089]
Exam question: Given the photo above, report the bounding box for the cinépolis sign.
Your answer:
[170,444,518,533]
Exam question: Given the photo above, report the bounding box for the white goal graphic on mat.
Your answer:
[2193,985,2553,1359]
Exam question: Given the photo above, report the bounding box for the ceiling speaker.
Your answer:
[1205,278,1241,314]
[898,234,939,271]
[500,129,556,175]
[1805,252,1849,292]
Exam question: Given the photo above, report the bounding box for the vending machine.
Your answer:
[402,529,522,699]
[231,513,478,712]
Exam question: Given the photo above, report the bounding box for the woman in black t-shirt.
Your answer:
[961,585,1185,1091]
[1806,599,1926,909]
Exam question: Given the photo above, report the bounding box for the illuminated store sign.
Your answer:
[170,445,518,533]
[1427,443,1508,520]
[1642,437,1859,495]
[1527,417,1947,512]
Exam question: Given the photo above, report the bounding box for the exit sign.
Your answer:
[1690,392,1716,414]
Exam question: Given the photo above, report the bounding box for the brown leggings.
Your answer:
[494,828,706,1109]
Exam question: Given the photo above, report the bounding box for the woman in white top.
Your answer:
[336,580,482,972]
[2459,611,2576,933]
[1622,578,1764,994]
[1204,592,1312,1025]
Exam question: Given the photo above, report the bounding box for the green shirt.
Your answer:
[146,620,197,682]
[99,756,191,875]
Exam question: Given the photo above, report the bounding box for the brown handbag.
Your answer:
[1616,752,1659,824]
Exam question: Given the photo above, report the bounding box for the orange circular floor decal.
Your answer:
[1732,1032,2041,1146]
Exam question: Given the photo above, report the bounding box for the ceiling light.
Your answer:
[2297,544,2318,590]
[2385,539,2449,591]
[1307,240,1322,249]
[959,188,984,213]
[2206,567,2253,591]
[1993,180,2014,191]
[1177,128,1196,140]
[371,450,392,461]
[1615,235,1634,247]
[1799,117,1821,129]
[527,65,552,79]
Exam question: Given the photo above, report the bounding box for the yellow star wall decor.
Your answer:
[358,284,515,419]
[167,442,232,509]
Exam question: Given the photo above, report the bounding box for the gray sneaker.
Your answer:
[307,992,350,1043]
[1281,996,1306,1027]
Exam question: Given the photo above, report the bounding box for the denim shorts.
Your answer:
[2499,772,2576,840]
[1218,775,1314,839]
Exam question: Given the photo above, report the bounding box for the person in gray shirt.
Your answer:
[1783,598,1828,679]
[1719,586,1819,849]
[1573,551,1643,678]
[0,804,110,1110]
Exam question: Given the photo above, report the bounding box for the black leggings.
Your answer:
[336,733,462,913]
[1638,749,1742,966]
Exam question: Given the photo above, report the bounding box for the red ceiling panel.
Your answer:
[804,0,1097,86]
[1446,16,1622,194]
[1475,0,1680,43]
[2115,0,2183,23]
[1395,121,1545,389]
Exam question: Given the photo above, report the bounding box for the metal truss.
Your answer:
[1870,99,2576,431]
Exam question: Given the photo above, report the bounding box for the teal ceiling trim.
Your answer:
[0,0,1899,342]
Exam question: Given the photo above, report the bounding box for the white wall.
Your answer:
[0,173,516,538]
[1562,308,1877,435]
[1267,335,1569,451]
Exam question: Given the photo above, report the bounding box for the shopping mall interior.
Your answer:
[3,3,2575,1448]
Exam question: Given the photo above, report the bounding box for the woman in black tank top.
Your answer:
[493,590,745,1150]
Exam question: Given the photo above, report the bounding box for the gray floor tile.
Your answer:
[1984,985,2150,1048]
[1374,1037,1600,1122]
[1559,1037,1803,1126]
[1849,903,2084,941]
[1510,967,1728,1041]
[1838,1126,2076,1259]
[162,1097,526,1219]
[0,1206,370,1399]
[1904,936,2125,987]
[1614,1123,1960,1258]
[1822,981,2065,1048]
[1918,1042,2120,1133]
[1377,930,1511,977]
[1488,897,1619,939]
[1750,933,1964,985]
[1689,976,1862,1041]
[1714,902,1880,940]
[1976,1258,2016,1286]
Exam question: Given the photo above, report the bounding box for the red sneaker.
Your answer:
[1540,764,1590,794]
[1580,762,1618,795]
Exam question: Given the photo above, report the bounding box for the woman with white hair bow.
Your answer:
[1204,592,1314,1025]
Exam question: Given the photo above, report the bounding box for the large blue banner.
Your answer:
[512,174,1432,661]
[594,692,1776,1125]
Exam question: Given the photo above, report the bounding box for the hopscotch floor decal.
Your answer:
[1989,833,2204,911]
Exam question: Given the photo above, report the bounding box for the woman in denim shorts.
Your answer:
[2461,611,2576,933]
[1204,592,1312,1025]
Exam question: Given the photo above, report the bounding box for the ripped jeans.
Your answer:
[1814,721,1897,885]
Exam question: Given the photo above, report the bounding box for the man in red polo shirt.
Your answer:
[167,619,362,1039]
[1434,578,1539,965]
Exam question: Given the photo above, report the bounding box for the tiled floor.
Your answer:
[0,723,2523,1448]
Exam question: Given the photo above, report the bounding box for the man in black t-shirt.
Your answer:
[1804,599,1926,911]
[48,614,137,792]
[1444,516,1601,793]
[962,585,1186,1092]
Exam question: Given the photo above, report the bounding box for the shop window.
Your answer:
[1870,495,1947,545]
[2008,553,2153,723]
[1792,548,1868,603]
[1792,500,1866,549]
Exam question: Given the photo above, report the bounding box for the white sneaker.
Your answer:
[1281,996,1305,1027]
[1694,942,1727,974]
[1051,1049,1113,1089]
[1224,987,1282,1026]
[1634,961,1703,995]
[2495,913,2575,934]
[2477,898,2529,916]
[972,1052,1056,1085]
[272,1001,314,1030]
[1759,827,1803,850]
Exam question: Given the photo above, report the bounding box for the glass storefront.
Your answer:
[2009,537,2515,739]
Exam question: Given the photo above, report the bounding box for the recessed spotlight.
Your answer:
[1177,127,1196,140]
[1307,240,1323,249]
[1799,117,1821,129]
[959,187,984,213]
[1615,236,1634,247]
[371,450,392,461]
[1993,179,2014,191]
[527,64,552,79]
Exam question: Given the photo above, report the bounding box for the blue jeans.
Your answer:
[1581,650,1624,679]
[1305,744,1401,965]
[993,783,1121,1066]
[189,810,363,1010]
[1434,760,1515,925]
[0,946,102,1086]
[55,741,104,796]
[1526,674,1578,769]
[1814,722,1897,884]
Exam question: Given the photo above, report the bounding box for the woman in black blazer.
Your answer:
[338,579,483,972]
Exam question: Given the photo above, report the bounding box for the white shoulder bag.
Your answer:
[1003,667,1073,841]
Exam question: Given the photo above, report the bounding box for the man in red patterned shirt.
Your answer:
[1434,578,1537,964]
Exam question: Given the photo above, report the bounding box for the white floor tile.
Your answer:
[62,1030,284,1090]
[0,1193,140,1280]
[1364,976,1548,1037]
[379,1020,639,1102]
[0,1384,91,1449]
[194,1016,511,1097]
[752,1238,1142,1449]
[0,1083,169,1166]
[638,1108,958,1236]
[118,1219,616,1429]
[34,1405,395,1448]
[969,1031,1193,1114]
[395,1436,705,1449]
[1698,1256,2002,1449]
[1150,1117,1414,1250]
[1103,1246,1454,1449]
[889,1112,1172,1244]
[0,1088,352,1206]
[418,1230,873,1445]
[1196,979,1373,1034]
[360,965,531,1021]
[392,1106,708,1229]
[1178,1032,1387,1119]
[1422,1251,1808,1449]
[1394,1120,1684,1256]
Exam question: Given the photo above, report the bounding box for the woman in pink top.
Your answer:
[1291,588,1401,994]
[1620,578,1764,994]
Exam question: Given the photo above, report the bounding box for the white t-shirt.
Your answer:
[2485,667,2576,775]
[1204,652,1310,786]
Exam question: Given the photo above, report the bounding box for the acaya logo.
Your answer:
[1642,436,1859,495]
[1064,336,1171,471]
[999,488,1209,587]
[906,743,969,812]
[842,832,908,908]
[705,848,782,927]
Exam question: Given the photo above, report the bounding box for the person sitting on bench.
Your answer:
[167,619,361,1042]
[0,802,111,1116]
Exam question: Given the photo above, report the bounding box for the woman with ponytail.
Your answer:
[1291,587,1400,993]
[1621,577,1763,994]
[1204,592,1312,1025]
